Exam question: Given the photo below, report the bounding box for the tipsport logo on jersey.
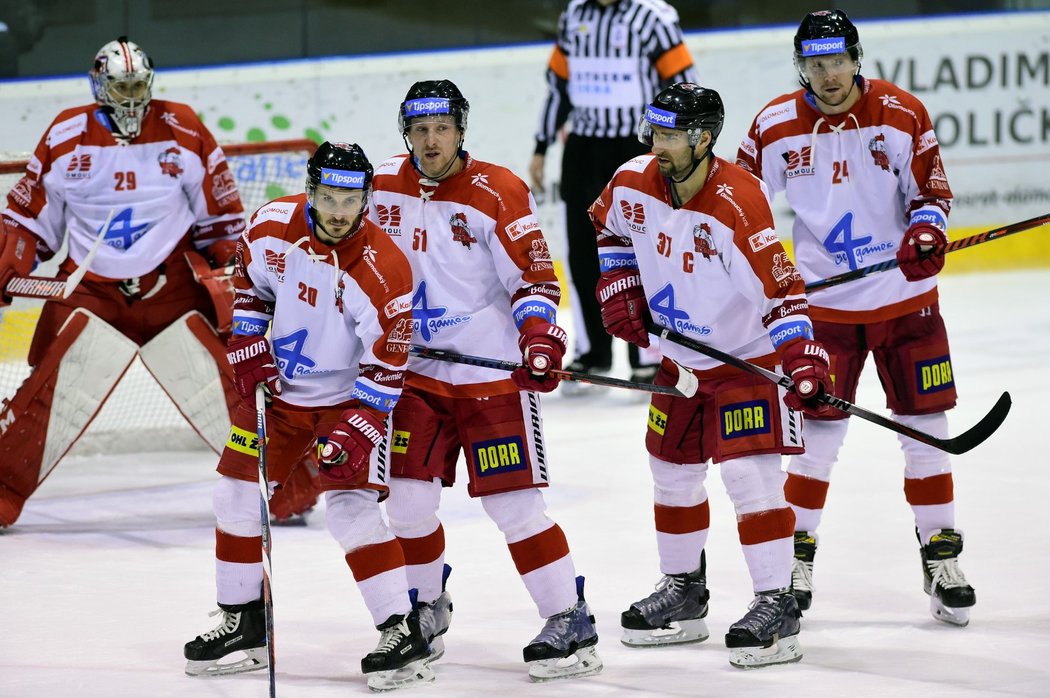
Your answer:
[411,280,471,342]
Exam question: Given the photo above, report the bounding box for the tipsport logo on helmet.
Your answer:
[645,105,677,128]
[320,168,366,188]
[801,37,846,57]
[404,98,451,117]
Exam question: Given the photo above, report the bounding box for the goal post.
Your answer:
[0,138,317,454]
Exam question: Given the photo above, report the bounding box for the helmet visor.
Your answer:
[796,53,858,81]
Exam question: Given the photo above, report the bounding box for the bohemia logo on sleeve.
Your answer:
[782,146,814,178]
[65,153,93,179]
[449,212,477,248]
[868,134,891,171]
[376,204,402,235]
[264,250,286,281]
[692,223,717,259]
[158,147,183,178]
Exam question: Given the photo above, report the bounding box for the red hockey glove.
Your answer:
[0,225,38,306]
[511,322,568,393]
[318,408,386,483]
[226,334,282,401]
[781,338,834,418]
[896,222,947,281]
[596,269,650,347]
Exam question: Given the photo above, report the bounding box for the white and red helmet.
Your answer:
[89,37,154,138]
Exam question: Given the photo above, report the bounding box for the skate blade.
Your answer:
[528,645,603,682]
[729,635,803,669]
[366,659,435,692]
[185,647,267,677]
[621,618,710,647]
[930,598,970,627]
[427,636,445,663]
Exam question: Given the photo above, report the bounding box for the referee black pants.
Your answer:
[560,133,650,369]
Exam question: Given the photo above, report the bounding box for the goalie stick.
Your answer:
[410,345,699,398]
[255,385,277,698]
[805,212,1050,292]
[648,323,1011,456]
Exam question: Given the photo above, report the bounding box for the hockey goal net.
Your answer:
[0,139,316,453]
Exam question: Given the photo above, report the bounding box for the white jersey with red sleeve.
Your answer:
[369,154,561,398]
[590,154,813,375]
[736,78,953,323]
[2,100,245,279]
[231,193,414,411]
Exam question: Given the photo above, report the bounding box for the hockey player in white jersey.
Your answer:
[369,79,602,682]
[736,9,976,626]
[591,82,835,668]
[183,142,432,691]
[0,37,319,528]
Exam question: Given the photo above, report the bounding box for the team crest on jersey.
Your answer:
[376,204,402,236]
[782,146,815,178]
[212,170,239,207]
[868,134,891,171]
[771,251,797,286]
[264,250,286,281]
[386,317,413,354]
[9,179,32,208]
[620,200,646,234]
[158,147,183,178]
[692,223,717,259]
[928,155,950,195]
[65,153,93,179]
[334,276,345,313]
[530,238,553,272]
[450,213,477,248]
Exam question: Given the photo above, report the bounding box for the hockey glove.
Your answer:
[226,334,282,401]
[596,269,650,347]
[318,408,386,483]
[206,239,239,269]
[511,322,568,393]
[0,225,38,306]
[781,338,834,418]
[896,222,947,281]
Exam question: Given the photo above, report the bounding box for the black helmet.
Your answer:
[794,10,863,65]
[638,82,724,148]
[306,141,373,194]
[398,79,470,134]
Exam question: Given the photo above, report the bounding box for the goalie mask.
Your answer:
[793,10,863,90]
[90,37,154,139]
[305,141,373,241]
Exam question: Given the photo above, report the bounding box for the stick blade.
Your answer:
[940,391,1012,455]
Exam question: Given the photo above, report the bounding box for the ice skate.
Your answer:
[417,563,454,662]
[184,598,267,676]
[362,611,435,692]
[621,551,710,647]
[524,576,603,682]
[791,531,817,611]
[919,528,976,627]
[725,589,803,668]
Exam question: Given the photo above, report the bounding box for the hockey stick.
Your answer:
[255,385,277,697]
[410,345,699,398]
[63,208,115,299]
[805,212,1050,292]
[648,322,1011,455]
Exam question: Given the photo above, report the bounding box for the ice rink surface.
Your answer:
[2,269,1048,698]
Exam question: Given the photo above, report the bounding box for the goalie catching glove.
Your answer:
[596,269,650,347]
[511,322,568,393]
[318,408,386,483]
[226,334,282,401]
[780,338,833,418]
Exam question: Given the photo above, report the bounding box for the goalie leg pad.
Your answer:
[138,311,235,454]
[0,310,138,525]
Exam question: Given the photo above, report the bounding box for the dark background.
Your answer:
[0,0,1044,79]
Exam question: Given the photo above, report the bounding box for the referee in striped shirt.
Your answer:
[530,0,697,381]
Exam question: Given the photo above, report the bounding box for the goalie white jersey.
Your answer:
[736,78,953,323]
[232,194,414,411]
[2,100,245,279]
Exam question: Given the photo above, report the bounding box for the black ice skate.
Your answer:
[362,611,434,692]
[919,528,976,627]
[184,598,267,676]
[725,588,803,668]
[621,551,710,647]
[791,531,817,611]
[523,576,603,682]
[416,563,453,662]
